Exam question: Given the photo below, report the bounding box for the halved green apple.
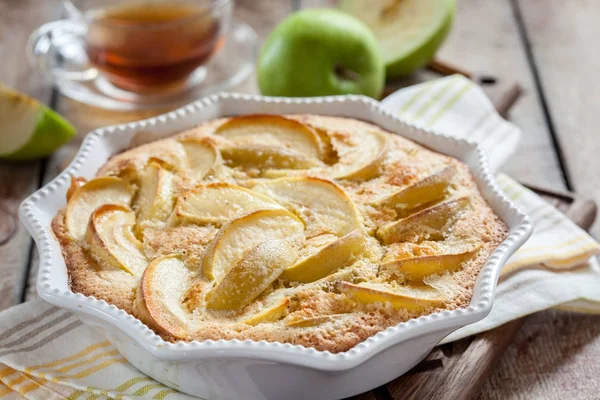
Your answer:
[175,182,283,226]
[378,196,469,244]
[85,204,147,275]
[282,230,368,283]
[134,255,196,338]
[380,247,479,281]
[214,115,323,160]
[375,166,455,215]
[207,239,297,310]
[65,176,135,240]
[339,0,456,77]
[339,282,445,310]
[201,208,304,281]
[253,176,362,238]
[242,297,291,326]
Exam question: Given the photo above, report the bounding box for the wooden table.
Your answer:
[1,0,599,398]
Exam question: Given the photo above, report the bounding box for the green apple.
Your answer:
[339,0,455,77]
[0,84,75,161]
[258,9,385,99]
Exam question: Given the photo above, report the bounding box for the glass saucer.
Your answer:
[41,19,257,111]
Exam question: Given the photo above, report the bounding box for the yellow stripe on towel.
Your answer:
[53,358,126,382]
[25,341,111,373]
[153,389,179,399]
[55,350,120,374]
[67,390,85,400]
[412,76,461,120]
[425,80,473,127]
[0,383,12,398]
[397,80,436,115]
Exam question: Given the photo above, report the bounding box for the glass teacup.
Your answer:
[28,0,257,110]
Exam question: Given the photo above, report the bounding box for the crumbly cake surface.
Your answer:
[52,114,508,353]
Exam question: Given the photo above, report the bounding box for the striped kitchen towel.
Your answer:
[0,75,598,398]
[0,302,195,400]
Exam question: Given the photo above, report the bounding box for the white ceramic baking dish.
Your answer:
[19,94,532,400]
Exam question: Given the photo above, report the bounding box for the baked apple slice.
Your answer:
[65,176,135,240]
[207,240,297,310]
[66,176,86,201]
[175,183,283,226]
[96,139,188,177]
[378,197,470,244]
[221,145,321,171]
[214,115,323,160]
[242,297,290,326]
[333,130,388,180]
[338,282,445,310]
[253,177,362,238]
[380,247,480,281]
[135,255,196,338]
[179,137,220,180]
[375,166,455,215]
[286,315,338,328]
[201,208,304,280]
[85,204,147,275]
[282,230,369,283]
[136,161,175,225]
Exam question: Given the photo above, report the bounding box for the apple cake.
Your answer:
[52,114,508,353]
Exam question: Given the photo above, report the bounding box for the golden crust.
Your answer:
[52,114,508,353]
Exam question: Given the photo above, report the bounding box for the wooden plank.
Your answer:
[234,0,294,94]
[383,319,525,400]
[0,0,60,310]
[516,0,600,238]
[481,309,600,400]
[426,0,565,189]
[483,3,600,399]
[479,188,600,399]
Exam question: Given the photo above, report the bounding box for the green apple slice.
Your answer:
[380,247,480,281]
[242,297,291,326]
[374,166,455,215]
[252,176,363,238]
[339,0,455,77]
[0,84,75,161]
[377,197,470,244]
[175,183,284,227]
[338,282,445,311]
[201,209,304,281]
[281,230,368,283]
[207,239,297,311]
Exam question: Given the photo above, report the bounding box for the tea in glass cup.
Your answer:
[85,1,228,92]
[27,0,257,110]
[29,0,232,94]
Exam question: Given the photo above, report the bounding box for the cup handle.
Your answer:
[27,19,97,82]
